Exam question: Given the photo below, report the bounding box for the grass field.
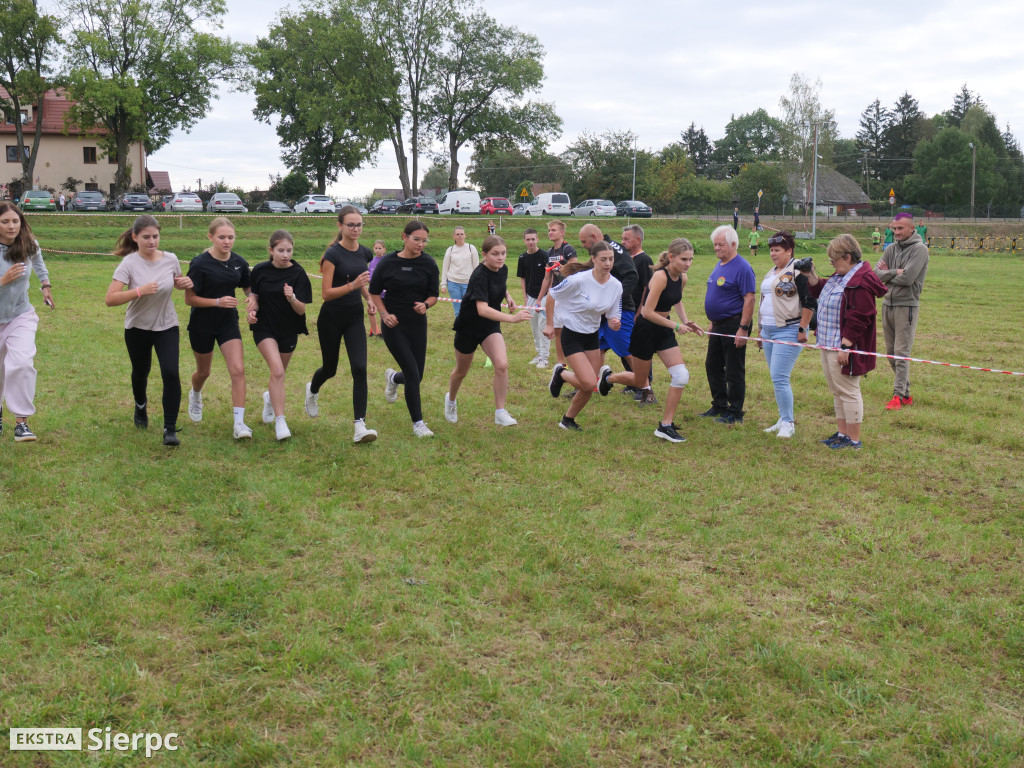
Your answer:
[1,212,1022,766]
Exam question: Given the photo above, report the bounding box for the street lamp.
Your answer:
[968,142,976,220]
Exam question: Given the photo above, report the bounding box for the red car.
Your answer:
[480,197,513,215]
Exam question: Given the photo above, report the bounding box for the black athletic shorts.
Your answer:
[188,321,242,354]
[560,326,600,357]
[454,327,500,355]
[252,328,298,354]
[629,316,677,361]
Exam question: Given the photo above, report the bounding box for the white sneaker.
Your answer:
[262,391,274,423]
[188,389,203,422]
[444,393,458,423]
[275,417,291,441]
[536,359,549,369]
[777,421,796,439]
[412,421,434,438]
[528,355,541,366]
[233,422,253,440]
[353,419,377,443]
[763,419,782,434]
[495,410,518,426]
[384,368,399,403]
[304,382,319,417]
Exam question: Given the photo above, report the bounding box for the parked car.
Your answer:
[256,200,291,214]
[480,197,513,215]
[168,192,203,212]
[156,195,174,212]
[528,192,571,217]
[293,194,336,213]
[615,200,653,218]
[397,196,439,215]
[71,190,109,212]
[18,189,56,212]
[115,193,154,212]
[370,199,400,214]
[512,203,530,216]
[207,192,247,213]
[570,199,616,217]
[335,201,368,214]
[437,190,481,215]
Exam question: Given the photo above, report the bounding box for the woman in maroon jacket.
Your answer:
[802,234,886,450]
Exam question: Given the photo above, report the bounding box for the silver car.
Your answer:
[207,192,247,213]
[570,199,617,217]
[168,192,203,212]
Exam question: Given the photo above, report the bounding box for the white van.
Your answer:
[437,190,481,215]
[529,192,571,217]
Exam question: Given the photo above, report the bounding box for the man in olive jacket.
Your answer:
[874,212,928,410]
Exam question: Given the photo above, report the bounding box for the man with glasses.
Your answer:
[875,212,929,410]
[701,226,756,424]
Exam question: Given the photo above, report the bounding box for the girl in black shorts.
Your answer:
[543,241,622,432]
[184,217,255,439]
[247,230,313,441]
[305,205,377,443]
[369,221,440,438]
[600,238,703,443]
[444,235,531,427]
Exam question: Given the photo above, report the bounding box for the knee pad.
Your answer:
[668,363,689,389]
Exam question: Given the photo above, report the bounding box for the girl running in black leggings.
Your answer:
[369,221,439,438]
[104,215,193,446]
[305,205,377,443]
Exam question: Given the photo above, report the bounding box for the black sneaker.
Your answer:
[654,423,686,443]
[163,427,180,447]
[548,363,566,398]
[598,365,613,396]
[622,386,639,396]
[818,431,842,445]
[715,412,743,425]
[699,406,724,418]
[639,389,658,406]
[558,415,582,432]
[134,402,148,429]
[13,422,36,442]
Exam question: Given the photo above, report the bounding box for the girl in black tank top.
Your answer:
[601,239,705,443]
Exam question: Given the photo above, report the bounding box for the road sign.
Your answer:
[888,188,895,197]
[889,196,895,205]
[519,188,529,197]
[757,189,763,199]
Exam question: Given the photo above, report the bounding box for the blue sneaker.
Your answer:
[819,431,842,445]
[829,435,862,450]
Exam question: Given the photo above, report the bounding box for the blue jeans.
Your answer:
[448,281,468,317]
[761,324,801,423]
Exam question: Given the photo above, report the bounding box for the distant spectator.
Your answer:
[883,226,894,247]
[871,227,881,253]
[749,227,760,258]
[753,207,761,230]
[733,207,739,230]
[915,220,927,244]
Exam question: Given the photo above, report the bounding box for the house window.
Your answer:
[6,146,29,163]
[108,150,118,165]
[109,183,116,196]
[83,147,97,164]
[85,182,98,191]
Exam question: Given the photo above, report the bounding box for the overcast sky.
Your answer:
[145,0,1024,199]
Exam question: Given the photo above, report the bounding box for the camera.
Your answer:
[794,257,813,272]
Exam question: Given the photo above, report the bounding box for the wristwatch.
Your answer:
[798,326,807,333]
[840,343,853,350]
[739,323,752,332]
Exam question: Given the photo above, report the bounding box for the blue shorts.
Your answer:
[599,310,634,357]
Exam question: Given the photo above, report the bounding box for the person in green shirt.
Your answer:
[883,227,894,247]
[871,227,881,253]
[915,221,927,244]
[749,227,760,258]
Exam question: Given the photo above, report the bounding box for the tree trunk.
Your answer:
[447,132,461,192]
[390,120,411,198]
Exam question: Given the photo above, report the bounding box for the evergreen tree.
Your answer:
[946,84,984,128]
[880,92,925,183]
[855,98,889,181]
[681,123,713,176]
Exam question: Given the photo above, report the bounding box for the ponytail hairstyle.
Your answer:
[0,201,37,263]
[561,240,610,277]
[403,220,429,236]
[656,237,694,270]
[481,234,505,254]
[205,216,235,254]
[114,214,161,257]
[331,205,362,245]
[269,229,294,251]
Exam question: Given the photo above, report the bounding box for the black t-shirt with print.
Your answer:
[250,260,313,338]
[186,251,251,330]
[368,252,440,321]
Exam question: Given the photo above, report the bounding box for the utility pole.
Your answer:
[968,142,976,220]
[811,123,819,239]
[631,137,637,201]
[862,149,869,195]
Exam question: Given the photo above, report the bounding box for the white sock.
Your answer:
[355,418,364,426]
[495,408,508,417]
[233,407,245,425]
[275,415,286,425]
[414,420,426,428]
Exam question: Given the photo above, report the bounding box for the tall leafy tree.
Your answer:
[356,0,459,197]
[0,0,61,189]
[63,0,236,194]
[467,143,567,197]
[561,130,652,202]
[730,161,788,214]
[247,6,390,194]
[855,98,889,182]
[681,123,713,176]
[904,126,1003,207]
[778,73,838,181]
[1000,124,1024,205]
[879,92,926,184]
[708,109,785,178]
[427,12,560,192]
